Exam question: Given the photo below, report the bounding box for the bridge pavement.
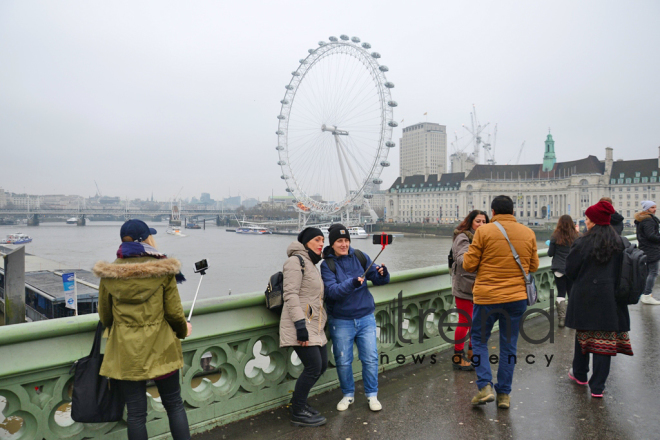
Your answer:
[195,293,660,440]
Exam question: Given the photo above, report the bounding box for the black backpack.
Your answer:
[265,255,304,313]
[616,239,648,305]
[325,249,368,275]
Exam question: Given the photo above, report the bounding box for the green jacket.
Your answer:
[93,257,188,381]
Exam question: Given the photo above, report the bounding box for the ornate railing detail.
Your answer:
[0,248,564,439]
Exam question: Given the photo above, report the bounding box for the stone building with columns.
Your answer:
[385,134,660,224]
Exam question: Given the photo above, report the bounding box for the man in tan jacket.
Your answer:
[463,195,539,409]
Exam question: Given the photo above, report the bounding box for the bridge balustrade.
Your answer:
[0,249,561,439]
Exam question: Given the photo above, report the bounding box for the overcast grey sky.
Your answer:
[1,0,659,201]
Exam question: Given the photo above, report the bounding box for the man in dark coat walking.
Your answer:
[635,200,660,305]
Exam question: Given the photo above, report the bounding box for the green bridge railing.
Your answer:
[0,249,561,439]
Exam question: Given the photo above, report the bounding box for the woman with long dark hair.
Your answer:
[565,200,631,398]
[451,210,489,370]
[548,215,579,327]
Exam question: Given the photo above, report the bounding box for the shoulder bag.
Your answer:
[493,221,538,306]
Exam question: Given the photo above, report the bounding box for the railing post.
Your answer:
[2,246,26,325]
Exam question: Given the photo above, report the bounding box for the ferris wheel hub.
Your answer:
[321,124,349,136]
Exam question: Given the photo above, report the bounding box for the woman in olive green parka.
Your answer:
[94,219,191,440]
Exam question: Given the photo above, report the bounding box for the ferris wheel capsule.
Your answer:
[380,161,391,167]
[276,130,284,135]
[299,59,308,64]
[281,175,289,180]
[361,42,371,49]
[388,121,398,127]
[373,178,383,184]
[292,71,300,76]
[276,146,284,150]
[339,34,349,40]
[277,115,286,120]
[277,160,286,165]
[329,36,338,42]
[286,188,293,192]
[281,99,289,105]
[363,193,374,199]
[285,85,294,90]
[388,101,398,107]
[386,141,396,148]
[318,41,326,46]
[351,36,360,43]
[384,82,395,88]
[308,49,315,54]
[379,65,389,72]
[371,52,381,59]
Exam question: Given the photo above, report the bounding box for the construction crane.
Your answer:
[461,104,491,164]
[515,141,526,164]
[482,123,497,165]
[94,180,103,198]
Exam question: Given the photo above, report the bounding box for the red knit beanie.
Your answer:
[585,200,616,225]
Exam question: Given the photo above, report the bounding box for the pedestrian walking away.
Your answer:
[565,200,632,398]
[635,200,660,305]
[548,214,579,327]
[278,227,328,427]
[93,219,191,440]
[450,210,489,370]
[320,224,390,413]
[463,195,539,409]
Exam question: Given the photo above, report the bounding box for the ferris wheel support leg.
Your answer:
[334,134,351,196]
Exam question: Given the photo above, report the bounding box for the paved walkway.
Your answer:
[196,297,660,440]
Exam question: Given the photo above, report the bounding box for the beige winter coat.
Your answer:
[279,241,327,347]
[451,229,476,301]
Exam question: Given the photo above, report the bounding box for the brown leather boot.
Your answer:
[452,351,475,371]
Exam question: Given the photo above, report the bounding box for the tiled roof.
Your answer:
[465,156,605,181]
[610,158,659,180]
[388,173,465,190]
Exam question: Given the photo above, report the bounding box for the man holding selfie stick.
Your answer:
[320,224,391,413]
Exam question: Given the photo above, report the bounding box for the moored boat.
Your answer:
[66,217,78,224]
[320,226,369,239]
[236,227,272,235]
[2,233,33,244]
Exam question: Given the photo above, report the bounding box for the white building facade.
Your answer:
[399,122,448,179]
[386,141,660,224]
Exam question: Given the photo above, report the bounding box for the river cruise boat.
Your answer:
[66,217,78,224]
[320,226,369,239]
[185,223,201,229]
[166,227,186,236]
[2,233,33,244]
[236,227,272,235]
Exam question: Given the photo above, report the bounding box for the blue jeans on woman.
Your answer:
[329,314,379,398]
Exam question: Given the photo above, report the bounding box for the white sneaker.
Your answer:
[336,396,354,411]
[641,294,660,305]
[367,397,382,411]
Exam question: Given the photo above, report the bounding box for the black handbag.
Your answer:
[71,322,125,423]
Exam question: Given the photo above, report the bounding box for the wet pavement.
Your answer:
[195,297,660,440]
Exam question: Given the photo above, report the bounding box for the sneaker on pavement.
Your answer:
[336,396,354,411]
[497,393,510,409]
[471,384,495,405]
[367,397,382,411]
[641,294,660,305]
[568,368,588,386]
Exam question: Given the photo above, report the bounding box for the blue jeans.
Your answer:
[643,260,659,295]
[471,299,527,395]
[329,314,379,398]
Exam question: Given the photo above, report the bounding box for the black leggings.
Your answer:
[118,371,190,440]
[554,274,572,299]
[572,336,612,394]
[292,345,328,410]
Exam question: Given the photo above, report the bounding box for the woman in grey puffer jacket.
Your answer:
[279,227,328,427]
[451,210,488,370]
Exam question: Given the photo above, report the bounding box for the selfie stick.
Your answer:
[361,236,390,279]
[187,268,206,322]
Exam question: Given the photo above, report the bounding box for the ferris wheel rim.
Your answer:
[276,38,395,214]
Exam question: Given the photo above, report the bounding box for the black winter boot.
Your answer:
[291,406,326,427]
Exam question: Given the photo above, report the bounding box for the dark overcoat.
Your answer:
[564,235,629,332]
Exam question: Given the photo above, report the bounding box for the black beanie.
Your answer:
[297,227,323,246]
[328,224,350,247]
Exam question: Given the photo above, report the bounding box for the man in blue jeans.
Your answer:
[463,196,539,409]
[320,224,390,412]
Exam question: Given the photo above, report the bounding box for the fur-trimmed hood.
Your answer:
[634,211,656,224]
[93,258,181,279]
[453,228,474,242]
[93,257,182,304]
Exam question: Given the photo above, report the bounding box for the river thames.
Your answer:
[0,221,548,301]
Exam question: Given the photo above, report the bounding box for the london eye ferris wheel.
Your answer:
[276,34,397,222]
